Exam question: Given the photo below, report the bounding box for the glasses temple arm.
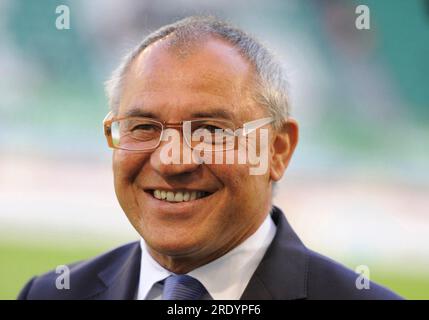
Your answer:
[241,117,274,136]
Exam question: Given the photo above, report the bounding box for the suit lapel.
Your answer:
[241,206,309,300]
[92,242,141,300]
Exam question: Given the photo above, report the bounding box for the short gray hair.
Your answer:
[105,16,290,129]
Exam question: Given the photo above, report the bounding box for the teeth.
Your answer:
[183,192,190,201]
[166,191,174,201]
[152,190,207,202]
[174,192,183,202]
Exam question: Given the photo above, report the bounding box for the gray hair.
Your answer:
[105,16,290,129]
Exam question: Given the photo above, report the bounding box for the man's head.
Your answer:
[105,16,298,272]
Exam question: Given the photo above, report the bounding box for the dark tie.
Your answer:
[162,274,208,300]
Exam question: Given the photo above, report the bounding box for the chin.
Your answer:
[143,228,208,257]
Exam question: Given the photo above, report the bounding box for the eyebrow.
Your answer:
[122,107,236,121]
[123,109,157,119]
[190,108,235,121]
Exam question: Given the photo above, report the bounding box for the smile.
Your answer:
[150,189,212,203]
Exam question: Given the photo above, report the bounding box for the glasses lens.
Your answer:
[184,120,236,151]
[111,118,162,151]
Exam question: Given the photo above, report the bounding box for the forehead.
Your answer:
[119,36,260,120]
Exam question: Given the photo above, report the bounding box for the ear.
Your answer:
[270,119,299,181]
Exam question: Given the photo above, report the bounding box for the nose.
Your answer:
[150,128,201,177]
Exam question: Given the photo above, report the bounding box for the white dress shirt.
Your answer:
[136,213,277,300]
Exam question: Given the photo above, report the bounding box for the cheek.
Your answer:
[210,162,269,203]
[113,151,150,216]
[113,151,150,207]
[113,150,149,183]
[208,163,248,193]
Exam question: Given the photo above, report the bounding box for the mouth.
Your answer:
[146,189,213,203]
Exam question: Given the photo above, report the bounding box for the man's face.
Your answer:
[113,37,279,268]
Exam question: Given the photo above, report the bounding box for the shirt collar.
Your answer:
[137,213,276,300]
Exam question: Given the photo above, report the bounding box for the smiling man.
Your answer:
[18,16,401,300]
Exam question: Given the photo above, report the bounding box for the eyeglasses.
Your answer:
[103,111,274,152]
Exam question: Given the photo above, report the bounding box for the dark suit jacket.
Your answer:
[17,206,402,300]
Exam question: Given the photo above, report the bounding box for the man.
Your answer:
[18,16,401,300]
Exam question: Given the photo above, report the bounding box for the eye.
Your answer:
[198,124,223,133]
[131,124,159,132]
[128,122,161,141]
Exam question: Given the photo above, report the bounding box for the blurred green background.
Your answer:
[1,0,428,299]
